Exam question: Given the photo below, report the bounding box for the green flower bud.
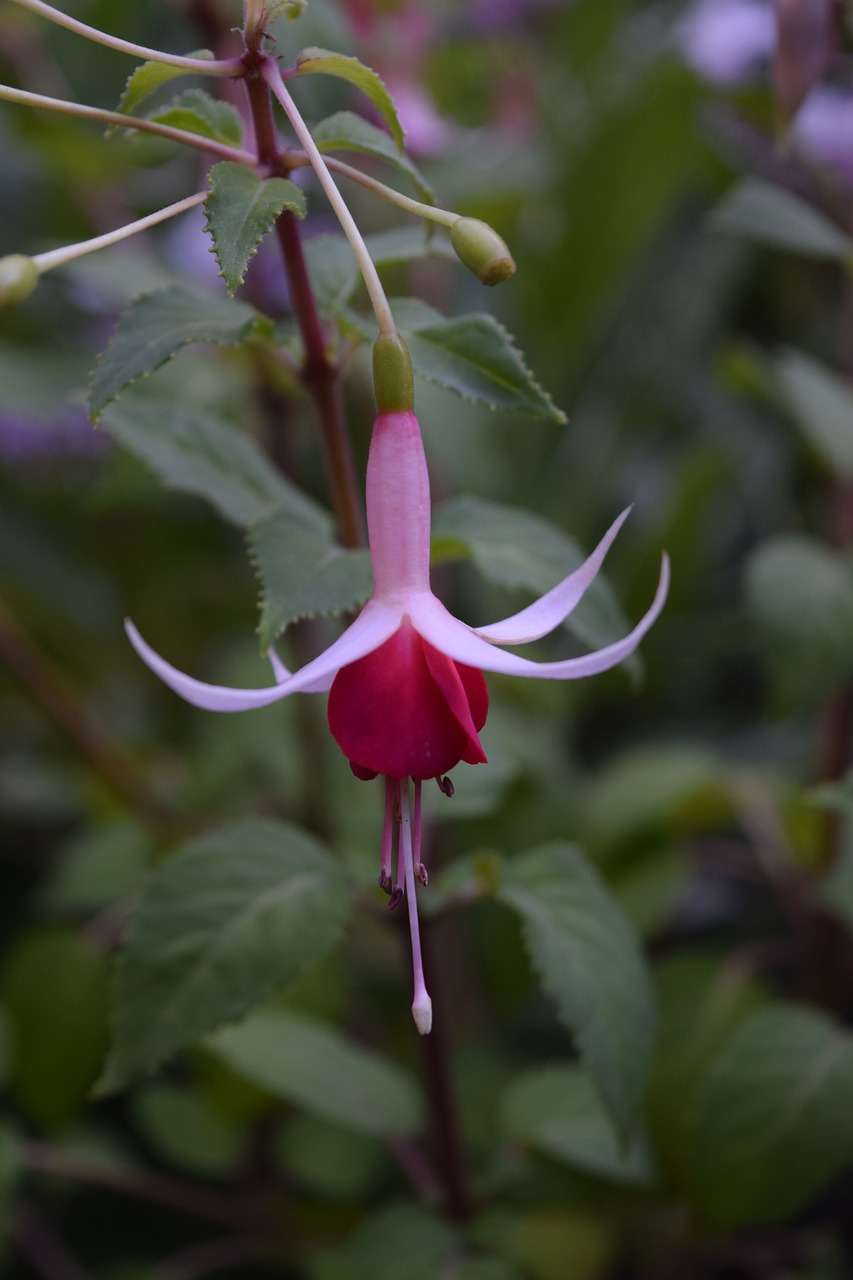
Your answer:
[0,255,38,308]
[449,218,516,286]
[373,332,414,413]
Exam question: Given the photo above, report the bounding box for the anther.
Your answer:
[436,775,455,797]
[415,863,429,887]
[388,885,404,910]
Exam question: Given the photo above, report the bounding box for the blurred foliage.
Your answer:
[2,0,853,1277]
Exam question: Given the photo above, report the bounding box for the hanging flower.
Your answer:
[127,409,669,1034]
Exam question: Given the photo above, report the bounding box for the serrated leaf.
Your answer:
[314,110,433,203]
[498,843,655,1137]
[294,48,404,152]
[304,228,443,316]
[209,1008,422,1137]
[101,820,351,1091]
[712,179,853,261]
[431,495,630,654]
[251,510,373,647]
[745,534,853,710]
[149,89,243,147]
[205,162,307,295]
[90,285,270,419]
[502,1064,654,1184]
[345,299,564,421]
[690,1005,853,1226]
[116,51,214,119]
[102,398,324,528]
[775,348,853,480]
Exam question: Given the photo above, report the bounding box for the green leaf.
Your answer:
[116,51,215,119]
[101,820,350,1090]
[498,843,655,1137]
[132,1084,244,1177]
[690,1004,853,1226]
[314,110,434,203]
[304,228,444,316]
[712,179,853,261]
[205,162,307,295]
[149,89,244,147]
[90,285,270,420]
[432,495,630,652]
[294,48,404,152]
[311,1204,456,1280]
[102,398,323,528]
[745,534,853,710]
[209,1008,422,1138]
[346,299,564,421]
[3,931,110,1127]
[775,348,853,480]
[251,510,373,647]
[502,1064,654,1184]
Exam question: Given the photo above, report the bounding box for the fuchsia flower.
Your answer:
[127,410,669,1034]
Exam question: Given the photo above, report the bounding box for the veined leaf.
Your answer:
[209,1008,422,1137]
[498,842,655,1137]
[690,1004,853,1226]
[251,510,373,647]
[149,89,243,148]
[431,495,631,653]
[712,179,853,261]
[89,285,270,420]
[116,51,215,119]
[502,1064,654,1184]
[314,110,434,203]
[205,162,307,295]
[304,227,442,316]
[345,298,565,421]
[101,820,351,1090]
[102,398,324,528]
[294,48,404,152]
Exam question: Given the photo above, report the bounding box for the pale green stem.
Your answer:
[0,82,255,164]
[32,191,207,272]
[10,0,242,74]
[289,151,457,228]
[262,58,397,337]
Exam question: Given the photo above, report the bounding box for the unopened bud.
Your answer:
[373,332,414,413]
[450,217,516,286]
[0,255,38,307]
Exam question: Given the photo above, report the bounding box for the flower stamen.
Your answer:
[400,780,432,1035]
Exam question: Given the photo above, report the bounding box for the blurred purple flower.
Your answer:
[792,86,853,183]
[0,409,106,466]
[677,0,775,85]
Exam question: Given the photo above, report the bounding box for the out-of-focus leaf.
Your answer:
[115,53,215,119]
[101,821,350,1090]
[582,742,725,857]
[311,1203,456,1280]
[689,1004,853,1226]
[251,510,372,646]
[205,162,306,294]
[149,89,244,147]
[712,179,853,261]
[304,228,443,316]
[775,348,853,479]
[40,820,151,914]
[3,931,109,1127]
[502,1064,654,1184]
[294,48,405,151]
[345,299,564,421]
[745,535,853,710]
[89,285,271,419]
[452,1263,523,1280]
[132,1084,244,1177]
[102,399,323,527]
[314,110,434,202]
[276,1113,388,1199]
[209,1008,422,1137]
[431,495,630,654]
[498,843,655,1137]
